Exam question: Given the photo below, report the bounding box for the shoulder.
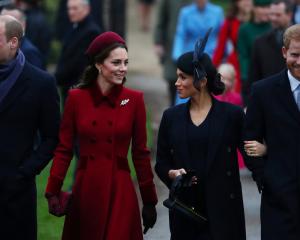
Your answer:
[252,70,284,92]
[215,99,244,118]
[68,87,88,98]
[180,3,195,14]
[122,86,144,99]
[162,103,186,119]
[220,99,243,111]
[255,29,273,44]
[22,62,53,83]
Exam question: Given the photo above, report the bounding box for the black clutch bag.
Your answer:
[163,171,208,224]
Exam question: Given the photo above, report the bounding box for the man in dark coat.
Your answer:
[0,15,60,240]
[55,0,101,104]
[244,23,300,240]
[249,0,293,85]
[55,0,104,41]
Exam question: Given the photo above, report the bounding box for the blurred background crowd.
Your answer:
[0,0,297,108]
[0,0,298,239]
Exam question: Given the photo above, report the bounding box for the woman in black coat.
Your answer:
[155,47,266,240]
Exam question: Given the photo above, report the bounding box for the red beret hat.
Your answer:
[86,31,126,58]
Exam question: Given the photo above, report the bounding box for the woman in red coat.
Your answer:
[212,0,253,94]
[45,32,158,240]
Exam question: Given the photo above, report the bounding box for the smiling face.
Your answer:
[282,39,300,80]
[96,46,128,87]
[175,69,198,99]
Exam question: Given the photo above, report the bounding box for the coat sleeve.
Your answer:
[155,110,173,189]
[131,93,158,205]
[243,84,265,181]
[45,91,77,195]
[19,74,60,178]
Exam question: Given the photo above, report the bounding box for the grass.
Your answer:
[36,110,153,239]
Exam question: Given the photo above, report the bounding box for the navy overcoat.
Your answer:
[155,98,246,240]
[0,62,60,240]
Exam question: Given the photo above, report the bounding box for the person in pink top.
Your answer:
[216,63,243,106]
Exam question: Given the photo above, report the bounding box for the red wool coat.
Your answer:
[46,83,157,240]
[213,18,242,93]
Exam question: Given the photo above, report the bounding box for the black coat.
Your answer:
[244,69,300,240]
[249,29,286,85]
[0,62,60,240]
[55,15,101,88]
[155,99,246,240]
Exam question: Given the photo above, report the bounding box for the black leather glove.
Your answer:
[252,170,264,194]
[142,204,157,234]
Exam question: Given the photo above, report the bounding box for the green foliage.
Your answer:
[37,160,76,239]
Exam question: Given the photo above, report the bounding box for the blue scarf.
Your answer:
[0,50,25,104]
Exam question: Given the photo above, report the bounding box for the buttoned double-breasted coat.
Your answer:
[155,99,246,240]
[46,84,157,240]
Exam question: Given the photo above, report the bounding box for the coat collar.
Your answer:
[88,81,123,107]
[276,69,300,123]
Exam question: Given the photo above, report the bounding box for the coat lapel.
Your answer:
[276,70,300,124]
[0,67,28,113]
[177,103,192,170]
[206,99,228,175]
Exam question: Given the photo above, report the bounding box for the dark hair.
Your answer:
[177,52,225,95]
[198,54,225,95]
[272,0,294,13]
[227,0,239,19]
[77,43,127,88]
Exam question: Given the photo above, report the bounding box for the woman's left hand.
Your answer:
[244,140,267,157]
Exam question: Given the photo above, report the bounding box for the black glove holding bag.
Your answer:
[142,204,157,234]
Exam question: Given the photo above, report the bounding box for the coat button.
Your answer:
[89,155,95,160]
[226,171,232,176]
[227,147,232,153]
[170,149,174,154]
[107,137,112,143]
[230,193,235,199]
[90,138,97,144]
[92,120,97,126]
[108,120,113,126]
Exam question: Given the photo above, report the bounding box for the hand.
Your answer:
[244,140,267,157]
[47,195,64,217]
[46,191,72,217]
[252,171,264,194]
[142,205,157,234]
[168,168,187,180]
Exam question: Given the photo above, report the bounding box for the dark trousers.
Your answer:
[0,176,37,240]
